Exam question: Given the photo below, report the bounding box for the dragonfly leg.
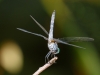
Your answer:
[53,54,57,63]
[50,53,57,63]
[53,54,55,58]
[51,53,55,58]
[45,51,51,63]
[51,53,54,58]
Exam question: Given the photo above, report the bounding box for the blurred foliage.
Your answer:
[0,0,100,75]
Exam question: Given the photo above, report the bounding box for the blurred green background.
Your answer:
[0,0,100,75]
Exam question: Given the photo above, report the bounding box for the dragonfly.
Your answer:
[17,10,94,63]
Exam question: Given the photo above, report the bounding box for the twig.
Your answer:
[33,57,58,75]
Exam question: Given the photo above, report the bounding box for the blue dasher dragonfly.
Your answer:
[17,10,94,62]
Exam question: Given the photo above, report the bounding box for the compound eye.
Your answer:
[54,48,60,54]
[57,48,60,53]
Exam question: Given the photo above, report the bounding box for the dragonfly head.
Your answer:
[48,41,60,54]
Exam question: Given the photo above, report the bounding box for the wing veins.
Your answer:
[58,37,94,42]
[54,39,85,49]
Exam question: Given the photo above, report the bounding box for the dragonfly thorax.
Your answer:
[48,41,59,54]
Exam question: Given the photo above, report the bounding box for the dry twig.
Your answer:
[33,57,58,75]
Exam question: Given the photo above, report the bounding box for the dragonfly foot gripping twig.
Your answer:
[33,57,58,75]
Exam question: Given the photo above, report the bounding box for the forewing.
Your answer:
[30,15,49,35]
[17,28,48,40]
[54,38,85,49]
[58,37,94,42]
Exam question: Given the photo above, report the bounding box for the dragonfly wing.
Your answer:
[58,37,94,42]
[30,15,48,35]
[54,38,85,49]
[17,28,48,40]
[48,10,55,40]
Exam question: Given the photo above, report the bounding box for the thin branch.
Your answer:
[33,57,58,75]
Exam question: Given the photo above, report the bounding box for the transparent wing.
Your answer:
[17,28,48,40]
[54,38,85,49]
[30,15,48,35]
[58,37,94,42]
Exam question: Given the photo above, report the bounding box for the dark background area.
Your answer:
[0,0,100,75]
